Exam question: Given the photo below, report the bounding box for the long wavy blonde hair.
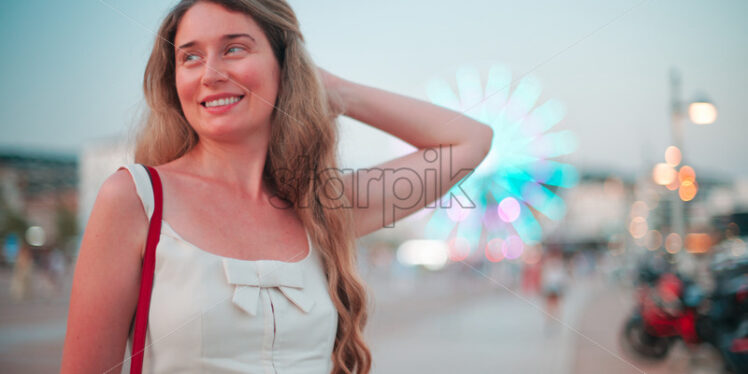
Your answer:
[134,1,371,372]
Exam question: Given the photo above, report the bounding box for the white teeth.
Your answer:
[204,96,241,108]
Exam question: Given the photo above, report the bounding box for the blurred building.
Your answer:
[0,150,78,261]
[552,167,744,257]
[548,171,632,251]
[78,138,132,231]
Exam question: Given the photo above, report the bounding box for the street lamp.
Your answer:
[667,68,717,250]
[688,98,718,125]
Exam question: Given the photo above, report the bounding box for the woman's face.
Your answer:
[174,2,280,143]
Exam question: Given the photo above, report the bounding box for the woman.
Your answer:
[61,0,492,373]
[541,249,567,333]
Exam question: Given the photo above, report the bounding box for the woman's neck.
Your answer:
[178,134,271,201]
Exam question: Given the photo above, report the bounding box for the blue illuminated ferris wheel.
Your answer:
[423,65,579,261]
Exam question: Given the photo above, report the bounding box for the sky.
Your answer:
[1,0,746,180]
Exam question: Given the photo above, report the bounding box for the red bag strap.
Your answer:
[130,165,163,374]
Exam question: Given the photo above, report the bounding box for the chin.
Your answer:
[197,118,266,142]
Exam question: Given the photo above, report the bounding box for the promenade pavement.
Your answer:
[1,264,726,373]
[572,281,726,374]
[0,266,71,373]
[366,267,595,374]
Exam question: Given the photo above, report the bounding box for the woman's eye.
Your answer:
[184,54,200,62]
[227,46,244,54]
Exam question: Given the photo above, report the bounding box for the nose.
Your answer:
[201,55,229,86]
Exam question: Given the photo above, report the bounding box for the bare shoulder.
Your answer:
[87,169,149,257]
[97,168,146,218]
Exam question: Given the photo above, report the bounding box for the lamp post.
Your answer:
[667,68,717,251]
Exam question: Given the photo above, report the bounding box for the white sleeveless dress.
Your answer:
[120,164,338,374]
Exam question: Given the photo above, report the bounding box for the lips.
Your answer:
[200,94,245,108]
[198,93,246,115]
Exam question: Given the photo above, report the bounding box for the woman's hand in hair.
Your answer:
[334,74,494,237]
[317,67,348,119]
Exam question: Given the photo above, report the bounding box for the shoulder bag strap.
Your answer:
[130,165,163,374]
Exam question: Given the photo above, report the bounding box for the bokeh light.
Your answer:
[653,163,677,186]
[665,146,681,167]
[646,230,663,251]
[502,235,524,259]
[498,197,521,222]
[485,238,505,262]
[679,180,698,202]
[25,226,45,247]
[665,233,683,254]
[688,101,718,125]
[685,233,711,254]
[396,240,449,270]
[629,217,648,239]
[446,195,473,222]
[666,178,680,191]
[448,237,471,262]
[679,165,696,183]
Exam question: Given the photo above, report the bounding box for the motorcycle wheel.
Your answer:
[622,316,672,360]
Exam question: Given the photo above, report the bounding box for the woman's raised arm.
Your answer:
[60,170,148,373]
[320,70,494,237]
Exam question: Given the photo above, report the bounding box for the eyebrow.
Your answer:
[177,33,256,50]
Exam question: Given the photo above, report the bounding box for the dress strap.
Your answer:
[119,164,156,220]
[128,165,163,374]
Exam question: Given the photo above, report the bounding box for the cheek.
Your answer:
[237,60,280,103]
[175,70,198,110]
[236,68,263,93]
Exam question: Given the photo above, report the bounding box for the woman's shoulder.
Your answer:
[94,167,148,221]
[80,167,150,259]
[100,168,138,199]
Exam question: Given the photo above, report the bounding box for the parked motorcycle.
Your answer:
[701,257,748,372]
[620,257,748,372]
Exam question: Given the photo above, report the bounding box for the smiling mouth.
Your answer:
[201,95,245,108]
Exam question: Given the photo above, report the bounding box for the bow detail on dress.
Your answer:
[222,258,315,316]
